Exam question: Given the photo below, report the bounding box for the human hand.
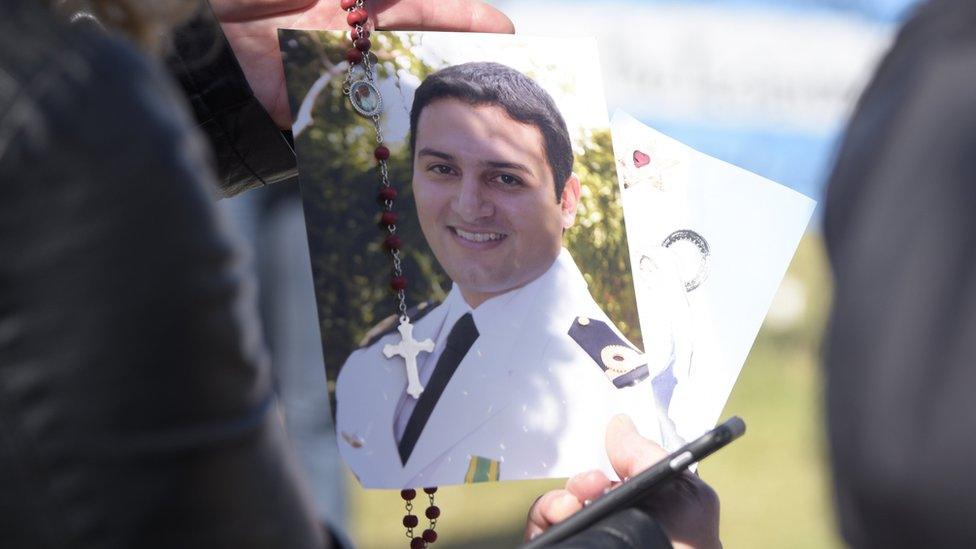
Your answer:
[210,0,515,128]
[525,415,721,549]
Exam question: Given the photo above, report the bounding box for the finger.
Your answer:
[676,471,720,513]
[526,490,565,531]
[524,521,545,542]
[210,0,314,21]
[605,414,669,481]
[565,469,612,505]
[641,471,698,511]
[541,491,584,526]
[371,0,516,33]
[525,490,569,540]
[527,489,582,531]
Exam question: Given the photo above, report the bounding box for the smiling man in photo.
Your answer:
[334,62,678,488]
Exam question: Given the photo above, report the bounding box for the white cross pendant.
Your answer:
[383,318,435,399]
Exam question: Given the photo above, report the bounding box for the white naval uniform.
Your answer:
[334,248,675,489]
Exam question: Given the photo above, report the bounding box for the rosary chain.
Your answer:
[342,3,437,545]
[404,499,415,539]
[342,0,411,323]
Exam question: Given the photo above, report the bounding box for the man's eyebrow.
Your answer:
[417,148,455,161]
[483,160,532,174]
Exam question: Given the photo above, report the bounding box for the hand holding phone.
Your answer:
[523,416,743,548]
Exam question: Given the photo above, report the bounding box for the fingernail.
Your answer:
[612,414,636,430]
[560,493,578,506]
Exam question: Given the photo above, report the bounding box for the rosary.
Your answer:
[339,1,440,546]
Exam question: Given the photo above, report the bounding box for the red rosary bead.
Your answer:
[410,538,426,549]
[378,186,397,202]
[423,487,438,495]
[355,37,372,52]
[422,529,438,543]
[384,234,402,250]
[351,28,370,40]
[346,8,368,26]
[401,489,417,500]
[391,276,408,291]
[346,48,364,64]
[375,145,390,160]
[340,0,357,9]
[402,514,419,528]
[425,506,441,520]
[380,211,398,226]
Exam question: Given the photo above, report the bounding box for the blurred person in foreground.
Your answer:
[0,1,718,548]
[822,0,976,545]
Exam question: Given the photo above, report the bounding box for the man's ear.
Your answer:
[559,173,581,230]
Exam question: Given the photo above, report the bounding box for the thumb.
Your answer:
[605,414,669,481]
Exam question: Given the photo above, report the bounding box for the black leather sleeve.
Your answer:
[166,5,297,198]
[553,508,673,548]
[823,0,976,546]
[0,3,321,548]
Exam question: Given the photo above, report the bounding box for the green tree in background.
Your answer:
[567,129,639,344]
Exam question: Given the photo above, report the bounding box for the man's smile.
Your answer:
[448,225,509,248]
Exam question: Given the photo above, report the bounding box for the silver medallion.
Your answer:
[660,229,710,292]
[348,80,383,118]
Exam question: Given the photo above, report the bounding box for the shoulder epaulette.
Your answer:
[568,316,650,388]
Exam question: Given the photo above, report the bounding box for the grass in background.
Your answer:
[346,235,841,548]
[703,344,840,548]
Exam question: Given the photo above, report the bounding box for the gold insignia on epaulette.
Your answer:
[601,344,643,375]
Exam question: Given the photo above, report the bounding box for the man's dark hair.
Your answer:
[409,62,574,201]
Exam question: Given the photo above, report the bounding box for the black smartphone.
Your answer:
[521,416,746,548]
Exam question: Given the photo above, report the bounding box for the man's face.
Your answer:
[412,98,579,308]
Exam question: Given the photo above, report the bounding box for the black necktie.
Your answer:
[398,312,479,465]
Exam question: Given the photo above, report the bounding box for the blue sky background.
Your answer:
[493,0,923,221]
[638,0,919,21]
[635,0,918,208]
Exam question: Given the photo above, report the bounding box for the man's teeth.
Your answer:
[455,228,505,242]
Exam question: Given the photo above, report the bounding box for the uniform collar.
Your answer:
[449,247,587,335]
[435,286,473,344]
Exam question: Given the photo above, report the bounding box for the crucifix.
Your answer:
[383,318,435,399]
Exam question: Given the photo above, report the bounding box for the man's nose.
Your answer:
[453,175,493,222]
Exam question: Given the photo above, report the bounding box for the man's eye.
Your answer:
[492,174,522,187]
[429,164,456,176]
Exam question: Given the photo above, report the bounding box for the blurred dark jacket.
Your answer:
[824,0,976,546]
[0,1,669,548]
[0,1,321,548]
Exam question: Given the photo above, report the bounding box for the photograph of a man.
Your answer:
[334,62,677,488]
